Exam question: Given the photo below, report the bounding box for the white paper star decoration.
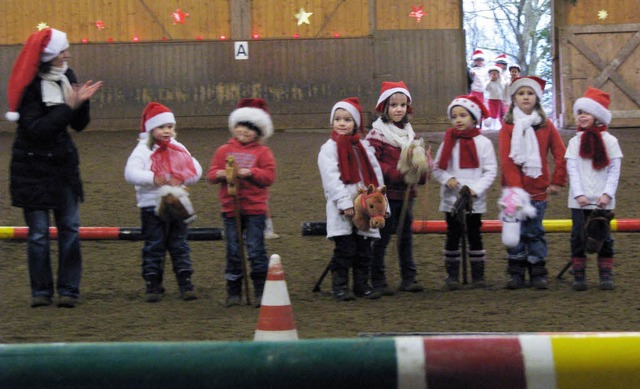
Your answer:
[294,8,313,26]
[597,10,608,20]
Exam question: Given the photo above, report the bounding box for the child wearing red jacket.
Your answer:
[207,98,276,307]
[498,76,567,289]
[365,81,429,294]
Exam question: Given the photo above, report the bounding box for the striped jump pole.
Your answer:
[0,226,223,241]
[1,333,639,388]
[302,219,640,236]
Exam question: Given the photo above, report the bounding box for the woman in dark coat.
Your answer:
[5,28,102,308]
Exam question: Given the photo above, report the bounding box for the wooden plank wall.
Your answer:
[0,0,460,44]
[553,0,640,128]
[0,1,232,44]
[0,30,466,131]
[559,0,638,26]
[557,24,640,129]
[0,1,465,131]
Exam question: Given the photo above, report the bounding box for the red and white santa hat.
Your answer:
[5,28,70,122]
[487,65,502,74]
[375,81,412,113]
[471,49,485,61]
[573,87,611,125]
[330,97,363,133]
[509,76,546,99]
[448,94,489,122]
[140,102,176,137]
[508,64,521,71]
[229,98,274,139]
[494,53,508,65]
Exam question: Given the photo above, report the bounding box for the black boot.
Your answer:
[469,250,486,287]
[177,271,197,301]
[332,269,355,301]
[470,261,485,288]
[226,279,243,307]
[353,266,381,300]
[444,262,461,291]
[506,260,526,289]
[251,272,267,308]
[571,257,587,291]
[530,261,549,289]
[443,250,460,290]
[144,273,165,303]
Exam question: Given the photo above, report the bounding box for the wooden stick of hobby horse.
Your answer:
[226,156,251,306]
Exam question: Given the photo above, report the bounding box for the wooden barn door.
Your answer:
[556,23,640,128]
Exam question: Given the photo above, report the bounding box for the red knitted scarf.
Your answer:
[438,127,480,170]
[151,140,197,181]
[331,132,379,186]
[579,125,609,170]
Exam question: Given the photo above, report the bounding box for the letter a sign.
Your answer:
[235,41,249,60]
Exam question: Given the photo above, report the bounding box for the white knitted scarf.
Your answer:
[369,117,415,148]
[39,63,72,107]
[509,106,543,178]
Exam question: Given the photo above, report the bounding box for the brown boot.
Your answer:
[571,257,587,291]
[597,257,614,290]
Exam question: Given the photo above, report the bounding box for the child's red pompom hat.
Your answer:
[509,76,546,99]
[140,102,176,138]
[471,49,485,61]
[494,53,508,65]
[573,87,612,125]
[375,81,412,113]
[5,28,69,122]
[229,98,274,139]
[330,97,364,134]
[448,95,489,122]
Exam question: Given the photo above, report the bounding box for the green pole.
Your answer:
[0,338,398,388]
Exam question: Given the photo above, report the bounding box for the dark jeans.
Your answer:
[371,199,417,287]
[23,186,82,298]
[570,208,614,258]
[444,212,484,252]
[506,200,547,264]
[223,213,268,281]
[140,207,193,280]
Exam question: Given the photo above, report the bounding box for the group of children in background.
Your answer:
[122,73,621,306]
[321,76,621,301]
[468,49,522,132]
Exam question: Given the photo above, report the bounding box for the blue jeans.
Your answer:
[223,213,268,281]
[23,186,82,298]
[371,199,417,287]
[506,200,547,264]
[570,208,614,258]
[140,207,193,280]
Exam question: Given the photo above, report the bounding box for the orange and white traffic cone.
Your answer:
[254,254,298,341]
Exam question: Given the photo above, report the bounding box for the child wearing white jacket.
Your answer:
[433,95,497,289]
[124,102,202,302]
[318,97,387,301]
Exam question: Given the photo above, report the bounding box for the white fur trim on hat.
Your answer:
[509,78,543,99]
[145,112,176,133]
[448,97,481,121]
[573,97,611,125]
[330,101,361,128]
[229,107,274,139]
[471,50,485,60]
[41,29,69,63]
[5,112,20,121]
[376,87,412,109]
